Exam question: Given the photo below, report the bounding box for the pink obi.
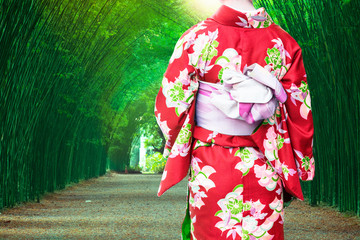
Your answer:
[195,63,287,136]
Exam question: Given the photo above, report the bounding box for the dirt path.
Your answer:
[0,172,359,239]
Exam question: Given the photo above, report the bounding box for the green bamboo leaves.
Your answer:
[0,0,192,209]
[256,0,360,216]
[2,0,358,217]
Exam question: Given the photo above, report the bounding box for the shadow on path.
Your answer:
[0,172,359,239]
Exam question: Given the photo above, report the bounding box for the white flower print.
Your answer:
[234,147,260,176]
[254,163,279,191]
[286,81,311,119]
[155,113,171,140]
[162,69,198,116]
[215,185,283,239]
[170,22,206,64]
[189,156,216,209]
[264,38,291,80]
[215,48,242,82]
[189,29,219,77]
[280,164,297,181]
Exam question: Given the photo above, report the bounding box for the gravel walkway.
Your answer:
[0,172,359,239]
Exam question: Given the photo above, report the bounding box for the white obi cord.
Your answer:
[195,63,287,136]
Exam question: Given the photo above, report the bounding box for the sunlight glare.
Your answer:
[192,0,222,15]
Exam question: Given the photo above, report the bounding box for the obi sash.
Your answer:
[195,63,287,136]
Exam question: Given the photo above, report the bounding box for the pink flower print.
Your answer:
[234,147,259,175]
[273,62,291,80]
[300,93,311,119]
[189,157,216,209]
[226,223,243,240]
[177,68,191,85]
[242,216,259,236]
[190,156,202,177]
[197,57,214,77]
[155,113,171,138]
[162,147,171,159]
[227,55,242,73]
[266,126,277,141]
[216,48,242,76]
[208,29,219,41]
[184,31,197,50]
[264,127,277,152]
[235,16,251,28]
[254,164,279,191]
[287,83,303,105]
[287,82,311,119]
[206,131,219,142]
[215,185,245,236]
[185,22,206,50]
[263,127,282,163]
[197,166,216,191]
[247,17,255,27]
[269,197,283,213]
[215,219,242,239]
[271,38,291,65]
[192,191,208,209]
[192,33,208,54]
[169,142,191,158]
[189,157,216,191]
[280,164,297,180]
[294,150,315,180]
[247,200,268,220]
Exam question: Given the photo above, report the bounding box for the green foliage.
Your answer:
[256,0,360,216]
[3,0,358,217]
[0,0,194,209]
[127,165,143,173]
[145,152,166,173]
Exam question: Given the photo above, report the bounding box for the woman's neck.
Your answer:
[222,0,257,11]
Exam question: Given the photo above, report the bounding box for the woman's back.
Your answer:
[155,3,314,240]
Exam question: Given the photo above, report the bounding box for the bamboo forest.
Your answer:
[1,0,359,235]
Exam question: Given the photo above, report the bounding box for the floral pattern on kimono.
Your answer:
[214,184,283,240]
[189,156,216,209]
[155,4,315,239]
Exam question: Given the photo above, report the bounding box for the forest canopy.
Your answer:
[1,0,359,216]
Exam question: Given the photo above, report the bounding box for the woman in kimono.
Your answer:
[154,0,315,239]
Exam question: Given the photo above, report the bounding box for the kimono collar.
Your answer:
[210,4,273,28]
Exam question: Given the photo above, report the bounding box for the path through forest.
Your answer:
[0,172,359,239]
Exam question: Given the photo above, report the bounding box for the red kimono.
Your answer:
[155,5,314,240]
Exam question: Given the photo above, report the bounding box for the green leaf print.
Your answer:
[226,198,243,215]
[244,202,251,211]
[201,40,219,62]
[233,184,243,191]
[240,148,251,161]
[299,81,308,93]
[276,135,285,149]
[218,68,224,81]
[175,123,192,145]
[168,82,185,102]
[215,210,222,216]
[263,19,270,28]
[242,232,250,240]
[215,56,230,64]
[301,156,311,171]
[282,166,289,175]
[265,47,282,70]
[193,140,211,150]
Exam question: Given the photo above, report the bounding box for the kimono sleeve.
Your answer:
[281,47,315,181]
[154,30,198,160]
